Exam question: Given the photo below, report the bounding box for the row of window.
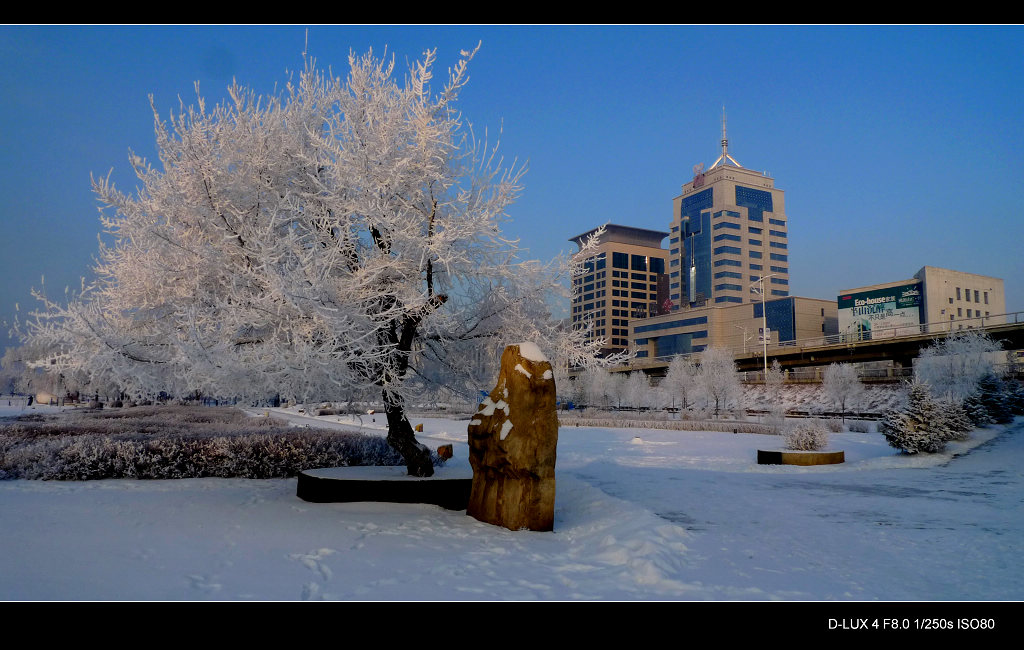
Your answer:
[954,288,989,304]
[611,252,666,274]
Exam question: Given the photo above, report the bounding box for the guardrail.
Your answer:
[626,310,1024,369]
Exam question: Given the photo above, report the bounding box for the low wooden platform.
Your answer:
[296,465,473,510]
[757,449,845,466]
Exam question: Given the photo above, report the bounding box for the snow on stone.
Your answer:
[516,341,547,363]
[469,419,482,426]
[476,396,508,417]
[514,363,531,378]
[542,369,552,380]
[499,419,514,440]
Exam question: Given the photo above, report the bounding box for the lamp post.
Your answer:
[733,324,752,354]
[750,274,777,378]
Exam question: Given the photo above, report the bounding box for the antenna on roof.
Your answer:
[709,106,742,169]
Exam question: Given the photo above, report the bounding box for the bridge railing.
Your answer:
[622,310,1024,370]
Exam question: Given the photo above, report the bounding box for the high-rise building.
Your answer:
[669,113,790,309]
[569,224,669,354]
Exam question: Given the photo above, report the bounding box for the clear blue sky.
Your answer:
[2,25,1022,354]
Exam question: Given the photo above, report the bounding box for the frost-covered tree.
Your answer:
[624,371,651,411]
[880,381,948,454]
[936,399,973,442]
[821,363,863,422]
[663,354,698,412]
[697,347,741,418]
[974,373,1013,425]
[764,359,786,433]
[18,47,610,476]
[915,330,1003,403]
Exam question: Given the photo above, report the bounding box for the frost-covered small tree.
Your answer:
[763,359,786,432]
[18,46,612,476]
[821,363,863,422]
[624,371,652,411]
[581,366,614,411]
[974,373,1013,425]
[663,354,698,413]
[915,330,1003,403]
[697,347,741,418]
[880,381,948,454]
[936,399,973,442]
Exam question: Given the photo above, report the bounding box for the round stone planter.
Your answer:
[296,465,473,510]
[757,449,845,466]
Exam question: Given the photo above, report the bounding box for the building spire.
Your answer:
[709,106,742,169]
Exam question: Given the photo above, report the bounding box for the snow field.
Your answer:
[0,405,1021,600]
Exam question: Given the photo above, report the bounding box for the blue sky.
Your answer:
[2,25,1022,353]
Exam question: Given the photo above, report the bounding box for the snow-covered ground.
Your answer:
[1,403,1021,601]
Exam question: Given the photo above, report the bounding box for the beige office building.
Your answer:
[669,118,790,309]
[570,224,669,354]
[631,296,836,360]
[838,266,1005,340]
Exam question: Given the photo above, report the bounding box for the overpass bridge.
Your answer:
[619,311,1024,381]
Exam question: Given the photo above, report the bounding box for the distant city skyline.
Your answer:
[2,25,1022,354]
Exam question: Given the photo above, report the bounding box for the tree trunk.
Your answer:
[383,389,433,477]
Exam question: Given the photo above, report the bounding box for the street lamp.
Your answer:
[750,273,777,378]
[733,324,753,354]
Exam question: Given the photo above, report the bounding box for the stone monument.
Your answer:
[466,342,558,531]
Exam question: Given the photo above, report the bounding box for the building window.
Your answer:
[956,287,961,300]
[769,230,787,238]
[750,251,762,259]
[974,290,980,302]
[750,263,762,270]
[770,242,787,249]
[714,233,742,242]
[770,266,787,273]
[748,239,762,246]
[958,308,962,317]
[714,246,742,255]
[713,221,741,231]
[748,227,762,234]
[984,292,989,304]
[714,259,741,267]
[613,252,628,269]
[949,297,954,304]
[770,253,787,261]
[964,288,970,301]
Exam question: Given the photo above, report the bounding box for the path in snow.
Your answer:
[561,422,1024,600]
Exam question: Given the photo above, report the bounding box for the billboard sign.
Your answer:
[838,283,922,341]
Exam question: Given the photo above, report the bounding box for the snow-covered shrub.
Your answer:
[847,420,871,433]
[879,381,948,454]
[824,418,843,433]
[0,406,432,480]
[785,420,829,451]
